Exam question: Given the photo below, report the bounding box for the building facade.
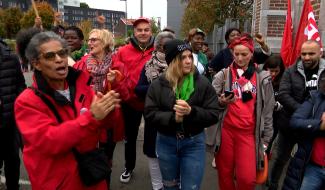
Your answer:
[63,6,124,31]
[252,0,325,53]
[167,0,187,38]
[0,0,125,33]
[114,18,135,38]
[0,0,58,11]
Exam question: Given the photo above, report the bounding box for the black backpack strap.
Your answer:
[28,86,63,123]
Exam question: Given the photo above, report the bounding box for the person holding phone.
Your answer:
[211,34,274,190]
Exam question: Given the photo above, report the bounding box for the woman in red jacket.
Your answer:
[74,29,126,189]
[14,31,120,190]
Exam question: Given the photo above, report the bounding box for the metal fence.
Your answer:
[205,19,251,54]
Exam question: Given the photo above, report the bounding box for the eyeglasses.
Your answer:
[87,38,100,43]
[39,49,69,60]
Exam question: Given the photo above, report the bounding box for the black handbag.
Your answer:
[29,87,110,186]
[73,148,110,186]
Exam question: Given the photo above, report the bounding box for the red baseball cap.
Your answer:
[133,17,150,27]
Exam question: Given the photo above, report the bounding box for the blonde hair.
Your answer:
[165,53,194,92]
[89,29,114,52]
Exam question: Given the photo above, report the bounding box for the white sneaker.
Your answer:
[120,169,133,183]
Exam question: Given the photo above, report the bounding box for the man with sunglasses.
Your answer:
[0,38,26,190]
[112,17,154,183]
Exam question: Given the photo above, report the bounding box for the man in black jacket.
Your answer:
[282,71,325,190]
[268,40,325,190]
[0,38,26,190]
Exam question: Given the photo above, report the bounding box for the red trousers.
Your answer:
[215,126,256,190]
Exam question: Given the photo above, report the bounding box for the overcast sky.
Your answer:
[80,0,167,28]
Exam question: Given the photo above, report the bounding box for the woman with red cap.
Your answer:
[211,34,275,190]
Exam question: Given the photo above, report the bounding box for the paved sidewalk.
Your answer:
[110,137,218,190]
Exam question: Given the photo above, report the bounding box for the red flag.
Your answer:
[289,0,323,66]
[280,0,293,67]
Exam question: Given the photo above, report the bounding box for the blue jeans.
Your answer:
[300,163,325,190]
[156,132,206,190]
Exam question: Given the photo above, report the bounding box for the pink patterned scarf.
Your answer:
[86,53,112,93]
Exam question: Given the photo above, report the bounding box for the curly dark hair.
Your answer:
[16,27,41,64]
[65,26,84,40]
[263,55,285,88]
[225,28,241,44]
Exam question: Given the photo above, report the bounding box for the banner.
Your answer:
[280,0,293,67]
[289,0,323,66]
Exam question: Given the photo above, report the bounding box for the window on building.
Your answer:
[9,2,17,7]
[0,1,2,6]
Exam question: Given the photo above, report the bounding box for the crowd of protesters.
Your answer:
[0,11,324,190]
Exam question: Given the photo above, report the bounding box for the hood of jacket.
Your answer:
[130,35,154,52]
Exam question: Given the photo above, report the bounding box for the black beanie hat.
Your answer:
[163,39,192,65]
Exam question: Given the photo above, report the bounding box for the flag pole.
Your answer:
[31,0,43,31]
[31,0,39,18]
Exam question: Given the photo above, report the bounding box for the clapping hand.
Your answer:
[90,90,121,120]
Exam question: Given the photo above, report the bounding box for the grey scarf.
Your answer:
[145,51,168,83]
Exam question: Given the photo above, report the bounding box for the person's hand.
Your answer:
[175,113,183,123]
[97,15,106,28]
[90,91,121,120]
[174,100,191,116]
[53,12,62,26]
[107,69,117,83]
[255,33,265,46]
[219,93,235,106]
[255,33,269,52]
[34,16,43,29]
[174,100,191,123]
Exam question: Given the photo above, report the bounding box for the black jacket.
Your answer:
[282,91,325,190]
[277,59,325,133]
[135,66,156,157]
[0,40,26,128]
[144,72,219,137]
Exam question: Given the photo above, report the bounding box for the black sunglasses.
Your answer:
[40,49,69,60]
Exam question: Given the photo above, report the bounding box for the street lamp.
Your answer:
[121,0,127,38]
[140,0,143,17]
[157,17,161,30]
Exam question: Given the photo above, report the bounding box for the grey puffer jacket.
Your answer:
[208,66,275,170]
